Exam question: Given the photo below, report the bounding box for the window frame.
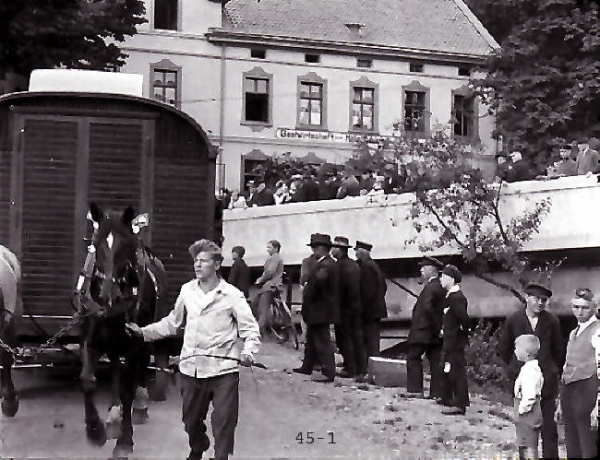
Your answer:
[150,59,182,108]
[357,58,373,69]
[241,67,273,131]
[250,48,266,59]
[153,0,180,31]
[409,62,424,73]
[402,80,431,136]
[451,85,479,142]
[240,149,269,192]
[296,72,327,130]
[349,76,379,133]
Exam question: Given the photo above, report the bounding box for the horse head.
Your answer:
[88,203,139,311]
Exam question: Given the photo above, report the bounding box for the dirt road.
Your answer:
[1,341,546,459]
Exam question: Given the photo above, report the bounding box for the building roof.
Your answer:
[223,0,499,58]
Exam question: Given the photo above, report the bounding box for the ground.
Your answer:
[0,341,552,459]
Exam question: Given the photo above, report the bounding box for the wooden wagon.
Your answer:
[0,87,217,374]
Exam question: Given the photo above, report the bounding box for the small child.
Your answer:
[513,334,544,460]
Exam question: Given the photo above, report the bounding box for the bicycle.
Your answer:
[266,286,300,349]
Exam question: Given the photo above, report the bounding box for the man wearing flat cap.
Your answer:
[293,234,340,382]
[354,241,388,359]
[499,282,563,460]
[332,236,368,382]
[406,256,446,398]
[439,265,470,415]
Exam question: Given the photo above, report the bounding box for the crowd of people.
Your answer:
[221,138,600,210]
[124,234,600,460]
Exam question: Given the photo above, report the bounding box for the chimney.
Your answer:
[345,22,364,38]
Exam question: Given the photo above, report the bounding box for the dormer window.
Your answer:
[345,22,364,38]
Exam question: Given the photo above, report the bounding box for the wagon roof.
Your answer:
[0,91,216,159]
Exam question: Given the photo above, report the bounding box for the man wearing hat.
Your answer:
[499,282,564,460]
[438,265,470,415]
[554,144,577,177]
[354,241,388,359]
[293,234,340,382]
[556,288,600,459]
[406,256,446,398]
[332,236,368,382]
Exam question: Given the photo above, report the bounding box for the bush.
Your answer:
[465,320,510,396]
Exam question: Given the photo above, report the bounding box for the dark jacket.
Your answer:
[318,179,339,201]
[294,177,320,202]
[358,257,387,319]
[442,289,470,352]
[302,254,340,325]
[505,160,531,183]
[227,258,251,298]
[408,277,446,345]
[248,187,275,207]
[335,254,361,315]
[498,308,564,398]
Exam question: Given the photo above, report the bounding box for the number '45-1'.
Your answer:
[295,431,336,444]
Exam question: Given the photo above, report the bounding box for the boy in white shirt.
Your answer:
[514,334,544,460]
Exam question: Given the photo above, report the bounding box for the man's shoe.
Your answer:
[354,374,367,383]
[406,391,426,399]
[292,367,312,375]
[312,374,334,383]
[336,369,354,378]
[435,397,448,406]
[441,406,466,415]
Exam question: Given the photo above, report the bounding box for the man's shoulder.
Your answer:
[539,309,560,324]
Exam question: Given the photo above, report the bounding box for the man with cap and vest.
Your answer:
[406,256,446,399]
[438,264,470,415]
[499,282,564,460]
[555,288,600,459]
[354,241,388,358]
[332,236,368,382]
[293,234,340,383]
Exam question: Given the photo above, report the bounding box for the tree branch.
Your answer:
[419,193,467,250]
[475,271,525,304]
[386,277,418,299]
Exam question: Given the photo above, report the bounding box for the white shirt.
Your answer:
[141,279,260,379]
[525,311,539,331]
[514,359,544,415]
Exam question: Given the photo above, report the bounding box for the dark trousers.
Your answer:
[301,323,336,379]
[561,375,598,459]
[406,342,443,396]
[441,350,469,408]
[362,318,381,358]
[540,394,559,460]
[334,313,368,375]
[180,372,239,459]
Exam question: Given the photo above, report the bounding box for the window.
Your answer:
[357,58,373,68]
[152,68,179,107]
[244,77,270,123]
[403,80,430,134]
[458,66,471,77]
[154,0,178,31]
[451,86,478,141]
[251,48,266,59]
[305,54,320,63]
[298,82,324,127]
[351,87,375,131]
[410,62,424,73]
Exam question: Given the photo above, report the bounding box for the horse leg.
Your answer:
[1,348,19,417]
[80,340,106,446]
[113,352,136,458]
[132,347,149,425]
[106,353,122,439]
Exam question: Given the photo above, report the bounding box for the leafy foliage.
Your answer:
[0,0,146,77]
[471,0,600,162]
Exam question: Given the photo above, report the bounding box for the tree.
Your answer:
[471,0,600,163]
[362,131,553,302]
[0,0,146,78]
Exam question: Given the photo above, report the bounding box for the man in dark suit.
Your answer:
[499,282,564,460]
[293,234,340,383]
[227,245,251,299]
[332,236,368,383]
[354,241,387,358]
[438,265,470,415]
[406,256,446,398]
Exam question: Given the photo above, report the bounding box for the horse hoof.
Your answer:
[1,396,19,417]
[113,441,133,458]
[106,419,121,439]
[86,420,107,447]
[132,407,149,425]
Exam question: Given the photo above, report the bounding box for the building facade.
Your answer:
[120,0,500,192]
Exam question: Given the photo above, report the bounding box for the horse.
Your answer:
[0,244,21,418]
[76,202,167,458]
